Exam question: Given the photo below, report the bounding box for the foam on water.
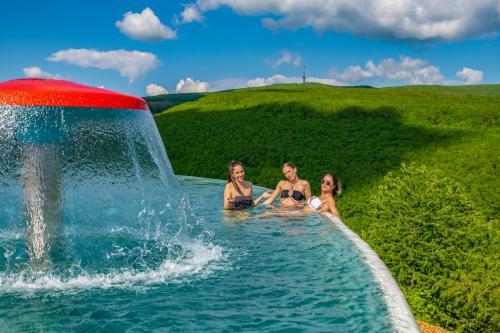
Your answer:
[0,241,224,293]
[0,105,222,296]
[0,230,23,241]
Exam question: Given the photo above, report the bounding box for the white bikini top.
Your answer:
[308,197,322,210]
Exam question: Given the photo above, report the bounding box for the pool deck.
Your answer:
[324,213,421,333]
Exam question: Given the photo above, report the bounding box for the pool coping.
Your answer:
[324,213,421,333]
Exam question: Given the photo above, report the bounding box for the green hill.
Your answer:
[392,84,500,97]
[144,92,205,113]
[153,83,499,332]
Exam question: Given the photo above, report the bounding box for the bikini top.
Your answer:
[307,196,323,211]
[280,189,305,201]
[232,195,253,210]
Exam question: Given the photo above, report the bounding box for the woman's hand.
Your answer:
[254,191,271,205]
[223,184,234,210]
[261,191,271,199]
[263,182,283,206]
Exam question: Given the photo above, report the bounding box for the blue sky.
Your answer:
[2,0,499,96]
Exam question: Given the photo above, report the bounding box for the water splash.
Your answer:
[0,104,217,290]
[0,242,224,293]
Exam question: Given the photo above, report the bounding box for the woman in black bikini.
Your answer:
[263,162,311,207]
[224,160,269,210]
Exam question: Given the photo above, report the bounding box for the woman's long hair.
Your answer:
[227,160,243,195]
[324,173,342,196]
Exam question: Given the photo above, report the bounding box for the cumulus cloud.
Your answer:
[307,76,342,86]
[23,66,61,79]
[175,58,483,92]
[48,49,159,82]
[180,4,204,23]
[247,74,339,87]
[247,74,300,87]
[176,77,210,93]
[116,7,176,41]
[196,0,500,40]
[456,67,483,84]
[209,78,248,91]
[330,56,445,85]
[273,51,302,69]
[146,83,169,96]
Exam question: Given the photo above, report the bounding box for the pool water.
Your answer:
[0,175,395,332]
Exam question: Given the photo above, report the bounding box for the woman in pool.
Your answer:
[303,173,340,217]
[263,162,311,207]
[224,160,269,210]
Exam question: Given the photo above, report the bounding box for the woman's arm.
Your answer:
[254,191,271,205]
[248,183,265,207]
[223,183,234,210]
[327,197,340,217]
[263,181,283,205]
[303,180,312,200]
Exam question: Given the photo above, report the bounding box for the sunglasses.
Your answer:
[321,179,332,186]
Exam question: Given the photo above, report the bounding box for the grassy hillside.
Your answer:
[153,83,499,332]
[143,92,205,113]
[392,84,500,97]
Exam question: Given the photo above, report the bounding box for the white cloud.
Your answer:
[175,75,315,91]
[456,67,483,84]
[307,76,341,86]
[48,49,159,83]
[209,78,248,91]
[331,56,445,85]
[247,74,300,87]
[175,57,483,92]
[196,0,500,40]
[273,51,302,69]
[176,77,210,93]
[247,74,340,87]
[116,7,176,41]
[146,83,169,96]
[180,4,204,23]
[23,66,61,79]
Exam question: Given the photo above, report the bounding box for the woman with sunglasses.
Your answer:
[303,174,340,216]
[263,162,311,207]
[224,160,269,210]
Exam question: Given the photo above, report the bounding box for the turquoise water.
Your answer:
[1,104,394,332]
[0,176,393,332]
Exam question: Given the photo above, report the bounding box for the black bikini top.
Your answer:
[280,189,305,201]
[232,195,253,210]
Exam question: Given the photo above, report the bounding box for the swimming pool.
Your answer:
[0,175,418,332]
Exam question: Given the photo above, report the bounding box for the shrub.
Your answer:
[363,163,498,332]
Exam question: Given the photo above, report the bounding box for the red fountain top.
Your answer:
[0,78,149,111]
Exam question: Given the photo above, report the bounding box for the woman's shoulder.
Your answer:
[325,194,336,205]
[276,180,286,187]
[320,193,333,202]
[300,179,310,186]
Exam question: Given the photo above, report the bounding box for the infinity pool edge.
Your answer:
[324,213,421,333]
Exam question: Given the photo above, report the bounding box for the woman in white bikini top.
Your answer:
[303,173,340,217]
